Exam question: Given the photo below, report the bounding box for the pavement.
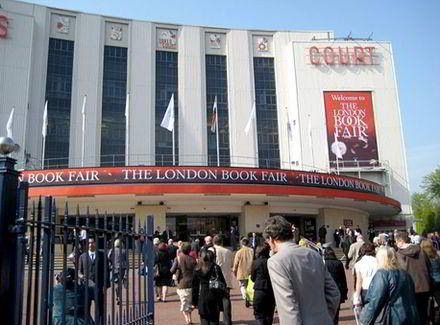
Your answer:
[156,269,357,325]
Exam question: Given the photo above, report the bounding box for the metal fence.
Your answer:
[16,193,155,325]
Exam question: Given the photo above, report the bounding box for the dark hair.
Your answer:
[56,268,76,290]
[323,247,337,260]
[241,237,249,246]
[359,243,376,257]
[395,231,410,243]
[213,235,223,246]
[182,244,191,255]
[255,244,270,259]
[263,215,293,242]
[195,250,214,273]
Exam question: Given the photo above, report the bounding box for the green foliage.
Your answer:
[413,167,440,234]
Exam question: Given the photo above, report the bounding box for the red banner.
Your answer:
[19,166,385,196]
[324,91,378,167]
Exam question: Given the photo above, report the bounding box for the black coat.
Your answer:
[155,249,172,286]
[324,257,348,303]
[192,264,226,321]
[250,257,275,316]
[78,250,109,290]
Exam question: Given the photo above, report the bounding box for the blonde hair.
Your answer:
[421,239,438,259]
[376,247,398,270]
[298,238,309,248]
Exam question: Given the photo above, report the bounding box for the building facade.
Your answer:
[1,0,410,242]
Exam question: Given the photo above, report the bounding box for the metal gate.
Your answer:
[0,157,155,325]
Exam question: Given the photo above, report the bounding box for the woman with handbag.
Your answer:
[174,244,196,325]
[250,244,275,325]
[359,247,419,324]
[192,250,226,325]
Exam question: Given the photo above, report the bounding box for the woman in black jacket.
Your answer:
[192,250,226,325]
[323,247,348,325]
[250,244,275,325]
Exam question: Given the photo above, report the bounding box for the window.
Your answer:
[44,38,74,168]
[155,51,178,165]
[253,57,280,168]
[206,55,230,166]
[100,46,128,166]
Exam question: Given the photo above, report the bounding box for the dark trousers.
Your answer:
[416,292,430,325]
[333,304,340,325]
[254,290,275,325]
[221,289,232,325]
[200,318,219,325]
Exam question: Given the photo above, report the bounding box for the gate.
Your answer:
[0,156,155,325]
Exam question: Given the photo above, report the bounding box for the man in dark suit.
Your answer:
[78,237,108,325]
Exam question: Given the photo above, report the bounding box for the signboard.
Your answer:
[324,91,379,167]
[343,219,353,227]
[309,46,376,65]
[19,166,385,196]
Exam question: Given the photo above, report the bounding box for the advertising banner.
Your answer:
[324,91,378,167]
[19,166,385,196]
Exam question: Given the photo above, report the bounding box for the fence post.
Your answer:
[146,215,155,324]
[0,156,20,324]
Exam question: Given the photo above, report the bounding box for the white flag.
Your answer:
[244,102,256,136]
[6,107,14,139]
[42,101,48,138]
[210,96,218,133]
[160,93,175,132]
[81,95,87,132]
[334,132,343,159]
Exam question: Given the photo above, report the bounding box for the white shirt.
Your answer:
[89,251,96,261]
[354,255,378,290]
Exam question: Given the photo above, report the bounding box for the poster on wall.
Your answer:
[324,91,378,167]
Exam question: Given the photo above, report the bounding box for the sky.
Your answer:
[19,0,440,193]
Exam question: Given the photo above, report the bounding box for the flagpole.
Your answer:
[286,107,292,170]
[81,95,87,167]
[172,126,176,166]
[308,114,315,170]
[253,100,258,167]
[215,96,220,167]
[41,137,46,169]
[125,92,130,166]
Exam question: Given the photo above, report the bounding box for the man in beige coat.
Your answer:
[213,235,233,325]
[232,237,254,299]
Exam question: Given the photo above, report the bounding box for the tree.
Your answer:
[412,167,440,234]
[422,167,440,201]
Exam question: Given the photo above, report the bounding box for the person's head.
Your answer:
[263,215,293,253]
[114,238,122,248]
[182,244,191,255]
[395,231,410,248]
[356,235,364,243]
[359,242,376,257]
[158,242,167,251]
[255,244,270,259]
[373,236,380,246]
[376,246,398,270]
[153,237,160,246]
[298,238,309,248]
[156,226,161,231]
[213,235,223,246]
[204,236,213,246]
[240,237,249,247]
[252,232,256,237]
[196,249,215,273]
[323,246,337,260]
[168,239,174,246]
[88,238,96,252]
[55,268,76,290]
[421,239,438,259]
[177,240,183,248]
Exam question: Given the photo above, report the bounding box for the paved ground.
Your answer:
[156,269,356,325]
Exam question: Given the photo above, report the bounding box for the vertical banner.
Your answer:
[324,91,378,167]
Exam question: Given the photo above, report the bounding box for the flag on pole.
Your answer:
[334,132,343,159]
[42,101,48,138]
[6,107,14,139]
[244,102,256,136]
[160,93,175,132]
[81,95,87,132]
[210,96,218,133]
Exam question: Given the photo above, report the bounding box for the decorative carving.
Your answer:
[110,25,123,41]
[56,16,70,34]
[208,33,222,49]
[256,37,269,52]
[158,29,177,49]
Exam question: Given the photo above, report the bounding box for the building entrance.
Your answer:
[272,214,317,242]
[167,214,238,244]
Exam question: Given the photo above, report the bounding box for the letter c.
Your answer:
[0,15,8,39]
[309,46,320,64]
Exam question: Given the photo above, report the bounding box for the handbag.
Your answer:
[209,265,227,296]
